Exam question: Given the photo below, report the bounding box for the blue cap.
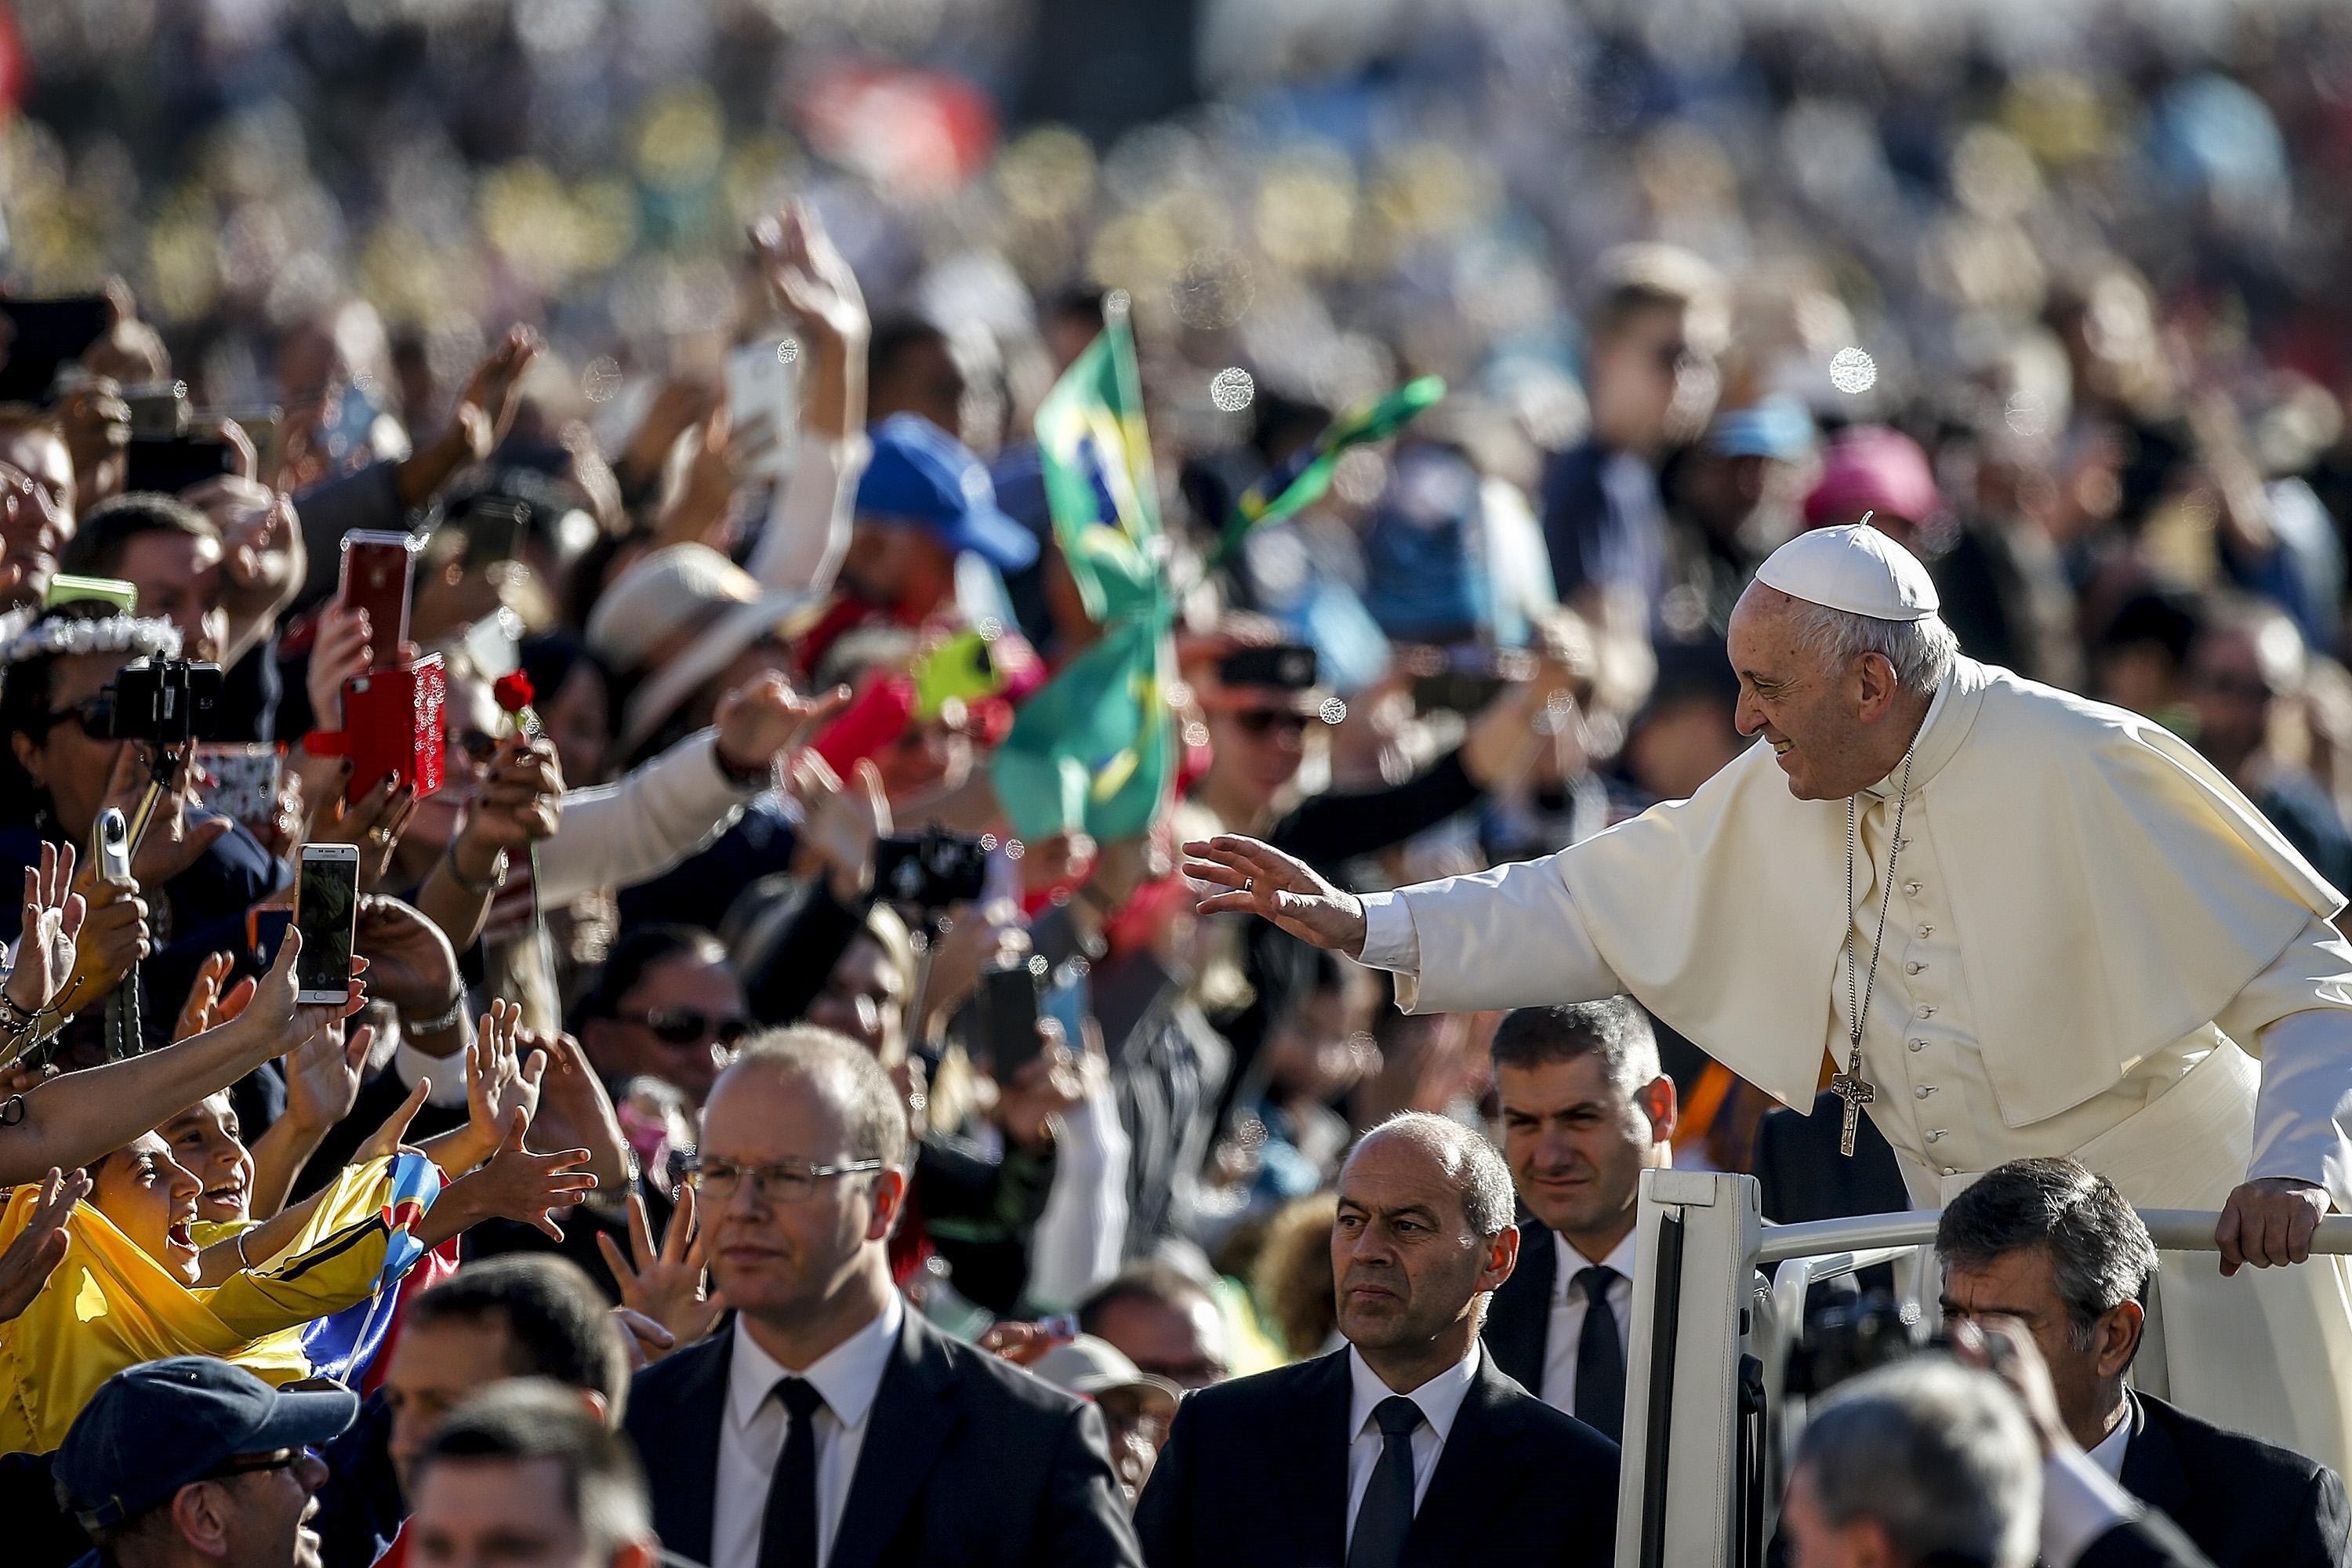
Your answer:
[56,1358,358,1530]
[1707,395,1815,462]
[856,414,1039,572]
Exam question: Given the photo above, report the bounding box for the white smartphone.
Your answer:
[293,843,360,1005]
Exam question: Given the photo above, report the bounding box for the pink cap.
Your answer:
[1802,426,1942,528]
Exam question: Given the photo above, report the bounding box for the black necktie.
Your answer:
[757,1376,829,1568]
[1574,1265,1625,1443]
[1347,1395,1422,1568]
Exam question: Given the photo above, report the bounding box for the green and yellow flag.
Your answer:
[993,311,1178,843]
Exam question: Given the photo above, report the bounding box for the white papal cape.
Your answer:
[1359,656,2352,1472]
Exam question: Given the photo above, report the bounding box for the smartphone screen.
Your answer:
[979,960,1044,1076]
[0,297,114,401]
[339,532,416,668]
[122,435,237,495]
[294,848,359,1003]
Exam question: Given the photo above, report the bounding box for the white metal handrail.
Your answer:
[1756,1207,2352,1265]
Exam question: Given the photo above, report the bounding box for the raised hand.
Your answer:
[353,894,462,1023]
[786,750,889,902]
[447,326,540,468]
[354,1076,433,1165]
[241,929,369,1053]
[314,775,420,891]
[305,603,372,732]
[613,1305,677,1372]
[56,872,147,1009]
[596,1187,725,1356]
[6,841,85,1018]
[442,999,548,1174]
[989,1019,1083,1154]
[752,200,869,350]
[172,950,256,1044]
[717,671,851,782]
[459,736,564,855]
[1182,835,1369,956]
[98,745,231,889]
[525,1032,634,1192]
[438,1109,594,1242]
[0,1167,90,1323]
[281,1018,374,1137]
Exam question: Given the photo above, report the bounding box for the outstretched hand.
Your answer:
[1182,835,1369,956]
[0,1167,89,1324]
[6,842,85,1017]
[441,1109,595,1242]
[596,1187,725,1359]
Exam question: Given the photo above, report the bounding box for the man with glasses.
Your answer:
[54,1356,357,1568]
[623,1025,1139,1568]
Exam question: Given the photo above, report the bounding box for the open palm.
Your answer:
[6,843,85,1016]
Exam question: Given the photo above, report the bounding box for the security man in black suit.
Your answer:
[622,1027,1139,1568]
[1937,1158,2350,1568]
[1136,1112,1618,1568]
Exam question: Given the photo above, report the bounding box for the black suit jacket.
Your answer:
[2115,1391,2350,1568]
[623,1310,1141,1568]
[1751,1090,1909,1226]
[1134,1347,1618,1568]
[2078,1512,2219,1568]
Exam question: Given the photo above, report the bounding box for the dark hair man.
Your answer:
[1136,1112,1618,1568]
[1939,1159,2349,1567]
[407,1381,658,1568]
[1480,1000,1674,1442]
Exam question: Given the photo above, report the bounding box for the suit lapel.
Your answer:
[1400,1356,1521,1568]
[1296,1352,1355,1564]
[2118,1392,2191,1524]
[1482,1221,1554,1394]
[826,1313,960,1568]
[659,1332,735,1566]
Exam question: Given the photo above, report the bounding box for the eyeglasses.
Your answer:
[446,728,501,767]
[42,692,114,736]
[621,1007,755,1048]
[1230,707,1308,739]
[683,1155,885,1203]
[197,1446,314,1483]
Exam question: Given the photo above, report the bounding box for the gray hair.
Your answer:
[1489,1001,1661,1101]
[1785,601,1958,697]
[1936,1158,2157,1352]
[720,1025,910,1172]
[1352,1112,1518,1238]
[1795,1359,2040,1568]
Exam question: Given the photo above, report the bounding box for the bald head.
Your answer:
[1344,1113,1517,1240]
[713,1026,909,1173]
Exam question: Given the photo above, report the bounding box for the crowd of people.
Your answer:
[1,1,2351,1566]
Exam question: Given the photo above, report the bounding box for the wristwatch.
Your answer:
[403,987,470,1038]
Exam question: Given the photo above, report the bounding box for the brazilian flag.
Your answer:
[993,311,1178,842]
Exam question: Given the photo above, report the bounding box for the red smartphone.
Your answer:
[338,530,417,670]
[340,654,446,804]
[809,672,916,777]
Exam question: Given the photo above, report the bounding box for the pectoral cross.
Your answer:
[1830,1068,1876,1157]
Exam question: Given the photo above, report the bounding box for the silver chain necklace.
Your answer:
[1831,747,1915,1156]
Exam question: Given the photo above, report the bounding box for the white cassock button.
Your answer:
[1915,1086,1938,1098]
[1904,880,1921,897]
[1906,960,1926,975]
[1908,1038,1927,1053]
[1940,1166,1958,1177]
[1917,924,1933,938]
[1918,1005,1935,1018]
[1925,1128,1947,1142]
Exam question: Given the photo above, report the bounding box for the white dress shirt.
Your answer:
[2039,1441,2150,1568]
[712,1293,905,1568]
[2087,1407,2132,1480]
[1342,1343,1481,1554]
[1537,1229,1637,1417]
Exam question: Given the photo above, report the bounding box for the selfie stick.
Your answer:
[96,808,141,1061]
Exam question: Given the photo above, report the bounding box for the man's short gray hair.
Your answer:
[1353,1112,1517,1238]
[1786,602,1958,696]
[1795,1359,2040,1568]
[720,1025,909,1172]
[1936,1158,2157,1353]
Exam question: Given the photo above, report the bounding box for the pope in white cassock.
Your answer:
[1187,521,2352,1475]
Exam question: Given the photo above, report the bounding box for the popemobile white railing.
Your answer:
[1611,1171,2352,1568]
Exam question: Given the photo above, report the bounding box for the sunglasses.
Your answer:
[446,728,501,766]
[1230,707,1309,739]
[197,1446,315,1483]
[42,692,114,736]
[622,1007,755,1048]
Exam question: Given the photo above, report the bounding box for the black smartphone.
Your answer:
[874,829,991,912]
[294,844,360,1004]
[248,907,292,971]
[978,959,1044,1076]
[459,495,529,570]
[123,434,238,495]
[0,296,114,401]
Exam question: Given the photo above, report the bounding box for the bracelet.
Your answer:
[403,987,470,1038]
[0,993,34,1032]
[444,840,509,895]
[712,741,775,789]
[234,1229,253,1271]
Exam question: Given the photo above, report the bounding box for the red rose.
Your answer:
[493,671,536,713]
